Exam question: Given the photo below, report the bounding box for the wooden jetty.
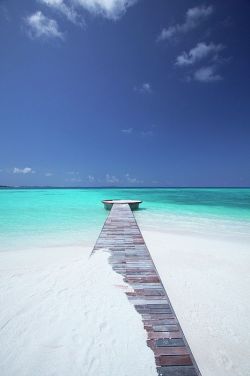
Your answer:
[93,201,201,376]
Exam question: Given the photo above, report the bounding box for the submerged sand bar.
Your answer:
[93,202,201,376]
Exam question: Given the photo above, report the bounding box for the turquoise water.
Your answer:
[0,188,250,251]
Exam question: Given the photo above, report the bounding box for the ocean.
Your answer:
[0,188,250,251]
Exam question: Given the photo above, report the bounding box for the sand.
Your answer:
[142,229,250,376]
[0,246,157,376]
[1,228,250,376]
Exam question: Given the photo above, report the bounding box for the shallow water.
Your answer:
[0,188,250,250]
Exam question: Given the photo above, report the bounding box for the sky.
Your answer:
[0,0,249,187]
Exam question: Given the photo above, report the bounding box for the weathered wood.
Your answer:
[154,347,190,356]
[155,338,186,347]
[92,203,201,375]
[156,355,193,366]
[157,366,199,376]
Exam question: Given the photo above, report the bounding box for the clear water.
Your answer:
[0,188,250,251]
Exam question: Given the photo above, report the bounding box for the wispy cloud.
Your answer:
[88,175,95,183]
[158,5,213,42]
[13,167,35,174]
[193,65,222,82]
[175,42,227,82]
[65,171,82,181]
[24,11,64,40]
[24,1,138,42]
[45,172,53,176]
[121,128,133,134]
[122,125,156,137]
[134,82,152,94]
[176,42,224,66]
[74,0,138,20]
[39,0,84,26]
[140,130,153,137]
[0,4,10,22]
[66,177,82,182]
[106,173,119,184]
[125,173,142,184]
[67,171,80,175]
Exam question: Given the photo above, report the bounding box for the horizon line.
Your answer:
[1,185,250,189]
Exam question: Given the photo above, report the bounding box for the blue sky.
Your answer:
[0,0,249,187]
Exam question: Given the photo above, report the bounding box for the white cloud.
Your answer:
[65,171,82,182]
[186,4,213,23]
[134,82,152,94]
[121,127,133,134]
[176,42,224,66]
[13,167,35,174]
[140,130,153,137]
[66,177,82,182]
[45,172,53,176]
[25,11,64,40]
[106,173,119,184]
[193,65,222,82]
[158,5,213,41]
[73,0,138,20]
[88,175,95,182]
[125,173,142,184]
[39,0,84,26]
[25,0,137,41]
[0,4,10,22]
[68,171,80,175]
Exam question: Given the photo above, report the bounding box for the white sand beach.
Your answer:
[0,228,250,376]
[142,229,250,376]
[0,246,156,376]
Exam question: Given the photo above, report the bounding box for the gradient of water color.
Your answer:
[0,188,250,251]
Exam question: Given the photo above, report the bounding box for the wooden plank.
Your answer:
[143,319,177,325]
[148,331,183,340]
[157,366,199,376]
[152,325,179,332]
[154,347,190,356]
[155,338,186,347]
[156,355,193,366]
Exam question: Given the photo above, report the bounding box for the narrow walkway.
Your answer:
[93,203,201,376]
